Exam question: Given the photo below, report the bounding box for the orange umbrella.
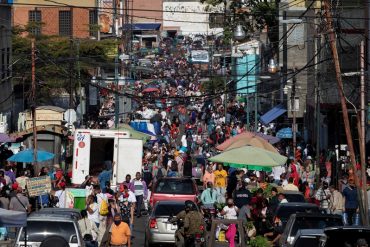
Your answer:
[224,137,278,153]
[216,132,256,151]
[217,132,278,153]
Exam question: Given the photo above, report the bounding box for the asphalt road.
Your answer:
[132,215,148,247]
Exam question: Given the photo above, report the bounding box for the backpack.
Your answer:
[99,197,109,216]
[156,168,164,179]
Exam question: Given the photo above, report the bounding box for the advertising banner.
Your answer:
[26,176,51,197]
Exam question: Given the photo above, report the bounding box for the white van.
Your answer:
[72,129,143,185]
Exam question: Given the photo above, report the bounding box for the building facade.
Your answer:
[163,0,223,35]
[12,0,96,38]
[0,1,13,129]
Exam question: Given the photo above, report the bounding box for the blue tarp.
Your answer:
[260,104,287,125]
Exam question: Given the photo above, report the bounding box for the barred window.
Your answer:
[59,10,72,36]
[89,10,98,38]
[28,10,42,36]
[209,13,224,29]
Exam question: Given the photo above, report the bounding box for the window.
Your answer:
[209,13,224,29]
[154,179,195,195]
[59,10,72,36]
[20,221,76,242]
[28,10,42,36]
[89,10,98,37]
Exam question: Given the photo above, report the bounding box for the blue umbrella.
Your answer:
[7,149,55,163]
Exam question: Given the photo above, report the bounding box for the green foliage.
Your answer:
[249,235,271,247]
[201,76,225,94]
[12,31,117,107]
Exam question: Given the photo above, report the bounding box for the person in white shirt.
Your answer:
[221,198,239,219]
[131,172,148,218]
[54,182,67,208]
[78,209,99,243]
[86,195,100,228]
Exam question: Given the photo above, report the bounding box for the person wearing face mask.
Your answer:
[170,200,194,247]
[101,214,131,247]
[221,198,239,219]
[315,181,331,214]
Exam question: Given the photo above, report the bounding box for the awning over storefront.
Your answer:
[260,104,287,125]
[123,23,161,31]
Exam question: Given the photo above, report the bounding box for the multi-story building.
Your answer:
[305,0,367,150]
[0,1,13,128]
[162,0,224,35]
[12,0,97,38]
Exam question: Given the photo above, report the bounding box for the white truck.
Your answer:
[72,129,143,185]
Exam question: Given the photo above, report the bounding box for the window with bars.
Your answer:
[89,10,98,38]
[59,10,72,36]
[209,13,224,29]
[28,10,42,36]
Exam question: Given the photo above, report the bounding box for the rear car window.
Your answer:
[155,204,185,217]
[291,217,343,237]
[294,236,321,247]
[20,221,76,242]
[285,194,305,203]
[276,206,319,220]
[154,179,195,195]
[324,231,370,247]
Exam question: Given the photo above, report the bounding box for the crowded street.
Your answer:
[0,1,370,247]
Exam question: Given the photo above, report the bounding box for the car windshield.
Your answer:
[324,231,370,247]
[285,194,305,203]
[20,221,76,242]
[155,204,185,217]
[294,236,321,247]
[154,179,195,195]
[276,206,319,220]
[291,217,343,237]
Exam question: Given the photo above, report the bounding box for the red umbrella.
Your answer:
[142,87,160,93]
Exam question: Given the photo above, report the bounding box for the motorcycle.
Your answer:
[185,233,206,247]
[202,205,217,231]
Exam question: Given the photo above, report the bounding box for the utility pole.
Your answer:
[359,40,369,225]
[323,0,367,224]
[76,40,83,126]
[315,35,321,183]
[31,39,38,164]
[113,0,119,128]
[281,11,288,104]
[292,70,297,159]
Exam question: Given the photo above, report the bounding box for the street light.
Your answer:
[233,25,246,41]
[268,58,278,74]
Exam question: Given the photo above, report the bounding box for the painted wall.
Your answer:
[163,1,223,35]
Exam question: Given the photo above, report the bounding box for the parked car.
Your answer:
[290,229,325,247]
[150,177,199,207]
[273,203,320,228]
[320,226,370,247]
[15,213,84,247]
[280,213,343,247]
[283,191,306,203]
[145,200,202,246]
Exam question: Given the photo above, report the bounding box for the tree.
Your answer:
[12,28,118,108]
[201,0,278,50]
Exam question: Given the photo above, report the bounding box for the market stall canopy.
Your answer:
[224,137,278,153]
[7,149,55,163]
[0,208,27,227]
[217,132,279,152]
[260,104,287,125]
[209,146,287,171]
[0,133,15,143]
[111,124,152,141]
[253,132,280,145]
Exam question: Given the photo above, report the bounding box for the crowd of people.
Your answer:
[0,35,369,247]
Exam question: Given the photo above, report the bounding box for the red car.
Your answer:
[150,177,199,207]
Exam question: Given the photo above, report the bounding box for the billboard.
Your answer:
[190,50,209,63]
[98,0,115,34]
